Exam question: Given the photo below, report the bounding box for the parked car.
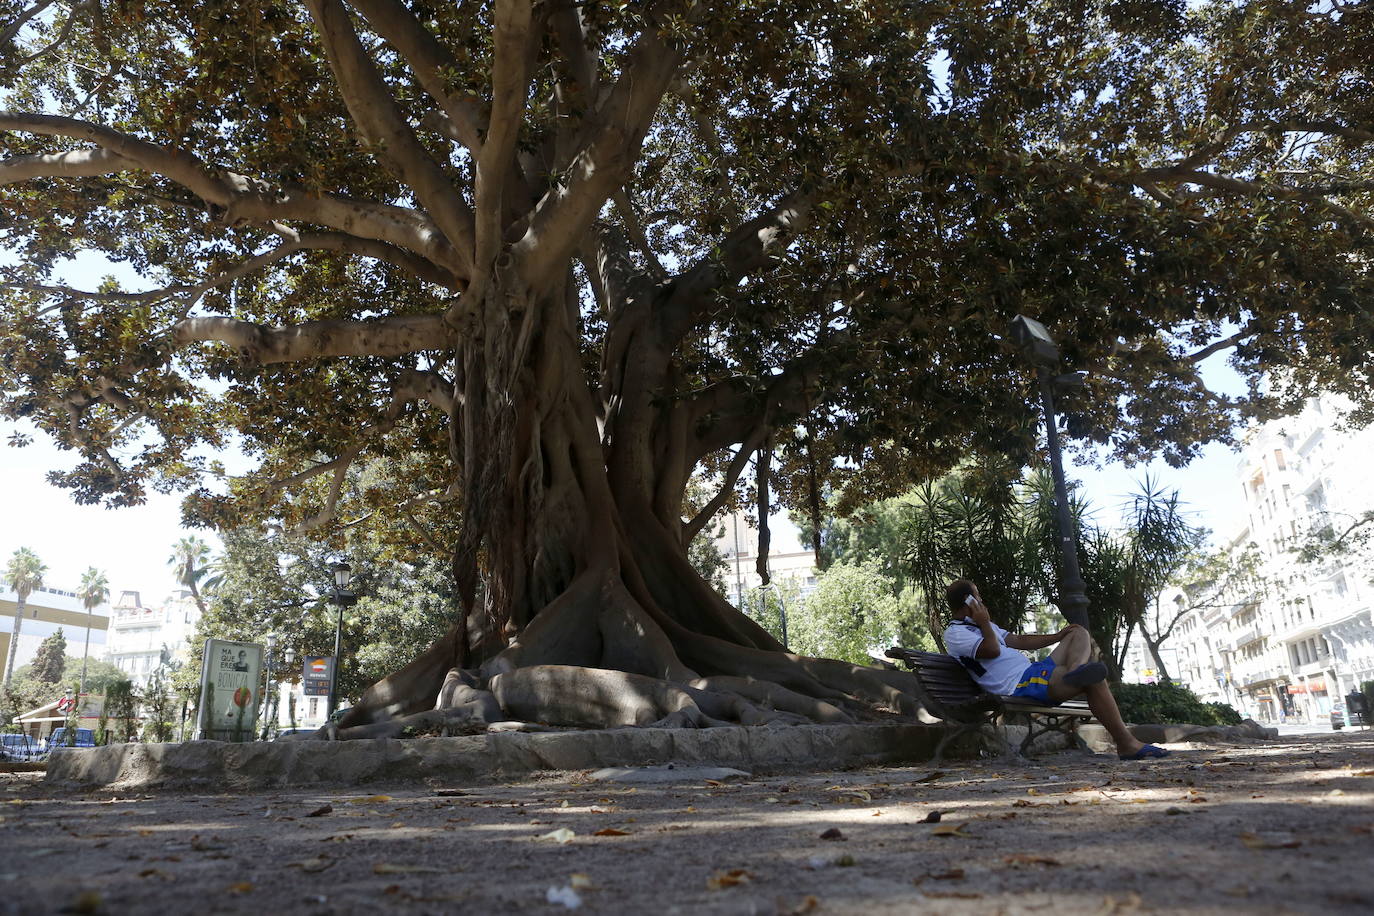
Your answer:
[0,733,42,761]
[46,727,96,749]
[1332,696,1368,730]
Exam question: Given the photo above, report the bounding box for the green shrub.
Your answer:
[1111,681,1242,726]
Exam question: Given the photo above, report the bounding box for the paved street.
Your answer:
[3,730,1372,914]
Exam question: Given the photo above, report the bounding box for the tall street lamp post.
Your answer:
[1008,314,1090,628]
[328,562,358,719]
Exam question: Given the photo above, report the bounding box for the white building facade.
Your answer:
[1164,395,1374,723]
[104,589,203,688]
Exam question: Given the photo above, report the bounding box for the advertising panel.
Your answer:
[302,655,334,698]
[197,639,263,741]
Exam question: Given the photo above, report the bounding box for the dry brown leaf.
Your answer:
[347,795,392,805]
[777,894,820,915]
[226,882,254,894]
[707,868,754,890]
[1003,854,1061,867]
[373,862,443,875]
[1239,831,1301,850]
[1025,788,1043,796]
[1101,891,1142,914]
[67,892,102,915]
[914,771,946,783]
[591,828,630,837]
[305,805,332,817]
[930,823,970,838]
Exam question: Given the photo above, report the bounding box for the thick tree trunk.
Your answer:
[333,274,921,737]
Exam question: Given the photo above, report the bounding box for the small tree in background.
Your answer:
[790,560,914,666]
[30,629,67,685]
[142,669,176,743]
[104,679,139,744]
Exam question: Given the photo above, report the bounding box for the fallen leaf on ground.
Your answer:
[931,823,970,837]
[540,828,577,844]
[62,892,102,914]
[707,868,753,890]
[1239,831,1301,849]
[1025,788,1043,796]
[818,827,846,840]
[569,874,594,890]
[137,868,173,880]
[1003,854,1061,867]
[591,828,629,837]
[305,805,333,817]
[226,882,254,894]
[434,788,468,797]
[288,857,334,873]
[913,771,946,783]
[347,795,392,805]
[923,890,982,899]
[1101,891,1142,913]
[373,863,443,875]
[777,894,820,914]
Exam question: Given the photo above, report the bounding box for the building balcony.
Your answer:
[1232,626,1264,649]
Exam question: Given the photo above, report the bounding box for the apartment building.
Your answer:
[105,589,203,688]
[1164,395,1374,723]
[0,584,109,674]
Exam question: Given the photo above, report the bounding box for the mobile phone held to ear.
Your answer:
[965,594,978,607]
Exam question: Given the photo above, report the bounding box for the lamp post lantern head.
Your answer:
[331,562,352,591]
[1008,314,1060,365]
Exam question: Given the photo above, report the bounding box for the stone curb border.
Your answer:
[44,723,950,791]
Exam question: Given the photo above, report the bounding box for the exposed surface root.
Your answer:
[328,566,924,738]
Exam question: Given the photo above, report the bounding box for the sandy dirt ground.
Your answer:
[2,730,1372,915]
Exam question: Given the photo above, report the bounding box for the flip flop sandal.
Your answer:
[1119,744,1170,761]
[1062,661,1107,688]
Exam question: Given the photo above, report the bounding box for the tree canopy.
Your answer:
[2,0,1373,730]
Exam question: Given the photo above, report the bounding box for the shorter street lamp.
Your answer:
[328,562,358,718]
[260,634,277,741]
[1008,314,1090,628]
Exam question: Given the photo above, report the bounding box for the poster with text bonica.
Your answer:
[197,639,263,740]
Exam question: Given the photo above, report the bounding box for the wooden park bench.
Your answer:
[886,647,1095,763]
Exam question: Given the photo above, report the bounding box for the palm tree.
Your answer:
[168,536,213,616]
[3,547,47,685]
[77,568,110,695]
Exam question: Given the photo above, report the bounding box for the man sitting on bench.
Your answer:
[942,579,1169,761]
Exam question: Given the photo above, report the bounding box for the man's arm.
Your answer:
[1006,625,1084,651]
[966,598,1002,659]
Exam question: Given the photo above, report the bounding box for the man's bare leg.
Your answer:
[1046,627,1145,756]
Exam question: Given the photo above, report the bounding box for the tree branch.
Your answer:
[0,114,465,272]
[304,0,476,271]
[0,0,58,46]
[474,0,533,278]
[172,313,457,365]
[515,10,686,282]
[346,0,486,154]
[684,427,766,542]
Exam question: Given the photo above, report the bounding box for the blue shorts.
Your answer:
[1011,658,1057,704]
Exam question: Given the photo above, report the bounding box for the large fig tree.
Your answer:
[2,0,1371,733]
